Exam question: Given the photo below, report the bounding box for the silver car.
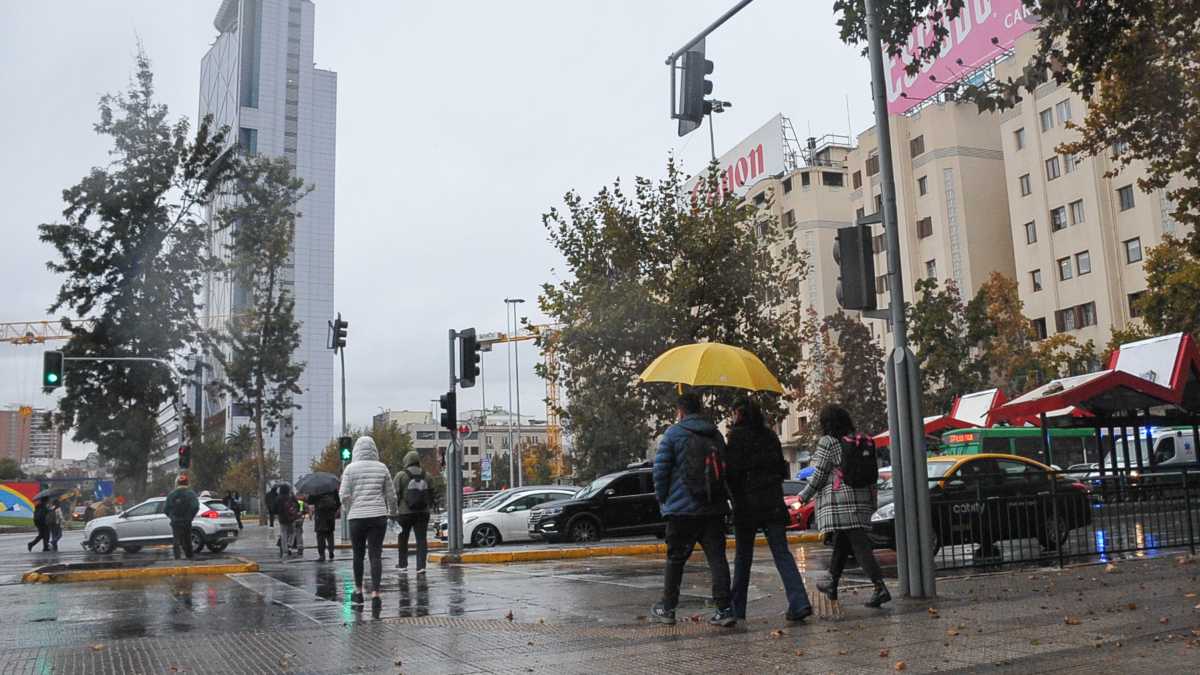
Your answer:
[82,497,240,554]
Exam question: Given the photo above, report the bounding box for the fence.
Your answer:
[921,467,1199,571]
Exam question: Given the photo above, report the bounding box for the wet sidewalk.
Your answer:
[0,537,1196,674]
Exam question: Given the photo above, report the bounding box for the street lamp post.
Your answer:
[505,297,526,487]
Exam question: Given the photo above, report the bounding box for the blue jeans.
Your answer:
[730,520,810,619]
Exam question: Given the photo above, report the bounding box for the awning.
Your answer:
[872,414,971,449]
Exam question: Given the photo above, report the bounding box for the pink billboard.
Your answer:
[886,0,1039,115]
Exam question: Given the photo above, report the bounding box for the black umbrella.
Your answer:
[295,472,339,497]
[32,487,70,501]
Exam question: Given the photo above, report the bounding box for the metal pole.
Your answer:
[708,112,717,161]
[505,307,516,488]
[512,304,524,488]
[664,0,756,64]
[447,329,463,557]
[864,0,934,598]
[339,346,348,544]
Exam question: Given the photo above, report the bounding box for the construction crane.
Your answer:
[478,323,565,470]
[0,320,96,345]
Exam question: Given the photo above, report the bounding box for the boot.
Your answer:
[817,577,838,601]
[865,582,892,608]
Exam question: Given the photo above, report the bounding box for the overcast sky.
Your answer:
[0,1,873,459]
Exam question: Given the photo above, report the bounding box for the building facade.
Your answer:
[198,0,338,480]
[386,408,548,488]
[998,33,1190,348]
[848,101,1017,352]
[0,408,62,463]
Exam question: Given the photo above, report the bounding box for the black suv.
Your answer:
[528,463,665,543]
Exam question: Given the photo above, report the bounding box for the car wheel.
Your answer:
[1038,513,1070,550]
[207,542,229,553]
[191,529,205,554]
[568,518,600,543]
[122,545,143,554]
[90,530,116,555]
[471,524,501,548]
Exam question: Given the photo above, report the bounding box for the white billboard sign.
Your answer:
[684,113,786,202]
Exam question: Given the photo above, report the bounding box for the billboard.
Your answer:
[0,482,38,525]
[886,0,1038,115]
[684,113,786,203]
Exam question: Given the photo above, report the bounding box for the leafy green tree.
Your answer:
[0,458,25,481]
[520,441,568,486]
[211,155,310,523]
[826,311,888,437]
[539,160,809,481]
[38,53,235,495]
[906,279,987,414]
[310,422,415,478]
[1130,235,1200,341]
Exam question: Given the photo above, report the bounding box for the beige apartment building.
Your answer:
[743,136,855,467]
[998,33,1190,348]
[848,101,1016,352]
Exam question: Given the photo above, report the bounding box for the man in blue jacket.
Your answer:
[650,392,735,627]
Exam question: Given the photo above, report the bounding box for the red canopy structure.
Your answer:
[872,388,1007,448]
[989,333,1200,424]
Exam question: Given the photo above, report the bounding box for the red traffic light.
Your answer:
[178,445,191,470]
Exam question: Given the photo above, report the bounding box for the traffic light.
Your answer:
[459,328,481,389]
[338,436,353,462]
[178,445,191,470]
[439,390,457,432]
[331,313,348,350]
[42,351,64,391]
[833,223,877,311]
[678,43,714,133]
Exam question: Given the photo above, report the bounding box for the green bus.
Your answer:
[939,427,1101,469]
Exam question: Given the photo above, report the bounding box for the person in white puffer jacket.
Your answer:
[338,436,397,607]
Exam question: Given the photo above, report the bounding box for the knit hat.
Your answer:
[176,474,189,487]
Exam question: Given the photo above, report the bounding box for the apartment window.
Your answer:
[875,274,890,294]
[1056,307,1077,332]
[1058,256,1073,280]
[801,171,811,187]
[1063,153,1078,173]
[1124,237,1143,263]
[1050,206,1068,231]
[1069,199,1085,225]
[872,233,885,254]
[1055,99,1073,124]
[1031,317,1048,340]
[1079,302,1096,327]
[1117,185,1136,211]
[917,216,933,239]
[1075,250,1091,275]
[1039,108,1054,132]
[822,171,844,187]
[917,175,928,196]
[237,127,258,155]
[238,0,262,108]
[1030,269,1043,292]
[754,192,767,205]
[866,155,880,176]
[782,177,793,194]
[874,194,883,213]
[1024,221,1037,244]
[783,210,796,227]
[925,259,937,279]
[856,207,866,220]
[1014,127,1026,150]
[910,135,925,157]
[1128,291,1146,318]
[1113,140,1130,157]
[852,171,862,189]
[1019,174,1032,196]
[1045,156,1061,181]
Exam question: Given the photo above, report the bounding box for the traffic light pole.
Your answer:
[445,329,464,560]
[864,0,935,599]
[339,345,349,544]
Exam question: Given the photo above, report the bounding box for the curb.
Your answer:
[21,557,260,584]
[430,532,823,564]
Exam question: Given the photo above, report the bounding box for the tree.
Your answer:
[38,52,235,495]
[825,311,888,437]
[906,279,987,414]
[792,310,843,452]
[1131,235,1200,341]
[540,160,809,480]
[224,452,279,503]
[309,422,416,478]
[211,155,310,523]
[834,1,1200,233]
[520,441,568,486]
[0,458,25,481]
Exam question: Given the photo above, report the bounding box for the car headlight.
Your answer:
[540,505,564,516]
[789,502,802,511]
[870,502,895,523]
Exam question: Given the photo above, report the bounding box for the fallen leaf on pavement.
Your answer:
[1104,563,1119,573]
[89,645,106,652]
[505,611,514,622]
[795,649,805,657]
[946,628,960,636]
[1185,592,1197,598]
[1127,603,1137,610]
[927,607,939,617]
[538,618,545,624]
[838,650,848,656]
[635,615,647,622]
[1159,617,1170,624]
[770,629,785,639]
[688,614,702,623]
[1065,617,1082,625]
[895,661,907,671]
[880,649,890,658]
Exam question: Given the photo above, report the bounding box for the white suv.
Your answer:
[83,497,240,554]
[436,486,578,547]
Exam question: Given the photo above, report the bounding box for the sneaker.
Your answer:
[786,606,814,623]
[709,607,737,628]
[27,541,33,552]
[416,568,426,575]
[397,562,407,570]
[350,591,364,605]
[649,602,676,625]
[865,585,892,608]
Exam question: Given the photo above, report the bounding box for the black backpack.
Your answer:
[682,430,727,504]
[403,468,430,511]
[839,433,879,489]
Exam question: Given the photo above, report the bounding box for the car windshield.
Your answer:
[574,475,616,500]
[928,461,955,479]
[473,492,511,512]
[205,501,231,512]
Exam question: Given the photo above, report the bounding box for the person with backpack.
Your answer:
[313,492,341,562]
[27,498,51,552]
[164,475,201,560]
[48,500,64,551]
[338,436,398,608]
[798,404,890,608]
[393,450,431,572]
[650,392,736,628]
[276,484,301,560]
[726,397,812,623]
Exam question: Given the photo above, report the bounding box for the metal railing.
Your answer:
[911,467,1199,571]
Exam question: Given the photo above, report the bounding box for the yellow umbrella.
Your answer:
[639,342,784,394]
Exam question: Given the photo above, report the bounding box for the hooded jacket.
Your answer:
[393,450,430,516]
[725,421,789,526]
[338,436,398,520]
[653,414,731,517]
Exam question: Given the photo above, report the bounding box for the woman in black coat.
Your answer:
[726,397,812,622]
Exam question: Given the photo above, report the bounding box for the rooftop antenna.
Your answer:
[845,94,853,141]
